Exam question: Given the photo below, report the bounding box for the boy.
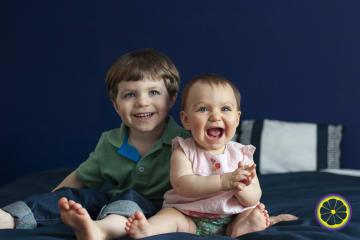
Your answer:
[0,48,190,239]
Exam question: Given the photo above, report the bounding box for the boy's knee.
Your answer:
[96,200,142,220]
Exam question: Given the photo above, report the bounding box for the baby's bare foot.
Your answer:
[270,213,298,225]
[230,204,270,238]
[0,209,15,229]
[257,203,270,227]
[125,211,158,239]
[58,197,107,240]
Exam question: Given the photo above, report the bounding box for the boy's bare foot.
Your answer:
[228,203,270,238]
[58,197,107,240]
[0,209,15,229]
[125,211,158,239]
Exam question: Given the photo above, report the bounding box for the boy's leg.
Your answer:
[59,189,159,240]
[0,187,108,229]
[125,208,196,239]
[0,209,15,229]
[59,197,127,240]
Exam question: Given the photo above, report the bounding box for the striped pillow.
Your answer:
[238,119,344,174]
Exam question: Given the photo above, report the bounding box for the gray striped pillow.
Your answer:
[238,119,343,174]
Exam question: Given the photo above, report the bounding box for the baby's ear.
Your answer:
[180,111,191,130]
[236,111,241,126]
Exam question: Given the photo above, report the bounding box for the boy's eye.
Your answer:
[124,92,135,98]
[197,106,208,112]
[149,90,160,96]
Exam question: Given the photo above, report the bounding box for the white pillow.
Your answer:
[238,119,344,174]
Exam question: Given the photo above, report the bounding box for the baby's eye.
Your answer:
[149,90,160,96]
[197,106,208,112]
[222,106,232,112]
[124,92,135,98]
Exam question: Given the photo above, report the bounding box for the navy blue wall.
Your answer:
[2,0,360,185]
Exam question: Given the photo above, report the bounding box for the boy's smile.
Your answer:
[181,81,241,154]
[133,112,155,121]
[112,78,175,138]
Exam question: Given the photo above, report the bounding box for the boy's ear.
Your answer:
[168,94,177,110]
[180,111,191,130]
[112,100,120,114]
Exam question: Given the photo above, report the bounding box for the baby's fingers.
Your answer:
[238,161,244,169]
[233,169,250,180]
[235,182,247,191]
[232,174,248,183]
[245,163,256,171]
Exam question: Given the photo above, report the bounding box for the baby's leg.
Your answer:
[0,209,15,229]
[125,208,196,239]
[227,203,270,238]
[58,197,127,240]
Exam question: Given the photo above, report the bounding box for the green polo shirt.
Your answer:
[76,116,190,205]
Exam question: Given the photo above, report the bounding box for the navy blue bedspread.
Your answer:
[0,169,359,239]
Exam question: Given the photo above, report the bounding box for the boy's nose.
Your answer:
[135,95,149,107]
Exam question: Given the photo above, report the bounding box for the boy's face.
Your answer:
[112,78,175,136]
[181,81,241,154]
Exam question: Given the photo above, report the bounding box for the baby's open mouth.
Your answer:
[206,127,224,138]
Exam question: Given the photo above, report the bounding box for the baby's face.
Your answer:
[181,81,241,154]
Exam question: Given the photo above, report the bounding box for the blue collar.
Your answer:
[117,132,141,163]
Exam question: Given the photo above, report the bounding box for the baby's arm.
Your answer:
[170,148,223,197]
[52,170,85,192]
[232,162,262,207]
[170,148,250,198]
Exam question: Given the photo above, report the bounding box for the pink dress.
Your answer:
[163,137,258,218]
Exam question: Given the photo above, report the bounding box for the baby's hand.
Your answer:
[238,161,256,185]
[220,166,251,191]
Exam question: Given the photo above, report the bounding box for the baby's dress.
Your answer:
[163,137,258,218]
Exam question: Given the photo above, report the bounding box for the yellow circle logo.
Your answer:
[315,194,352,230]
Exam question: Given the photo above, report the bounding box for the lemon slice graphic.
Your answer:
[316,194,352,230]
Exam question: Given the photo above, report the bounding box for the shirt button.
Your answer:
[138,167,145,172]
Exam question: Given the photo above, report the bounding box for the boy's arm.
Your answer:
[52,170,84,192]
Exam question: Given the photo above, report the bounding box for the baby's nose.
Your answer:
[209,111,221,121]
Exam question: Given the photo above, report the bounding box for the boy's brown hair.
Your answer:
[105,48,180,101]
[181,74,241,111]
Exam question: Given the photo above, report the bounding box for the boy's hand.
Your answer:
[220,166,251,191]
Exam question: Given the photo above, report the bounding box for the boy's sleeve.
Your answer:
[75,134,106,189]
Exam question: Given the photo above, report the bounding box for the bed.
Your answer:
[0,169,359,239]
[1,119,359,239]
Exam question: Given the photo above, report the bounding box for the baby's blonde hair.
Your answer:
[181,74,241,111]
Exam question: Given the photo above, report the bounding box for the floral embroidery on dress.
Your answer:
[210,158,222,172]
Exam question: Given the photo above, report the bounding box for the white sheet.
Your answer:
[321,168,360,177]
